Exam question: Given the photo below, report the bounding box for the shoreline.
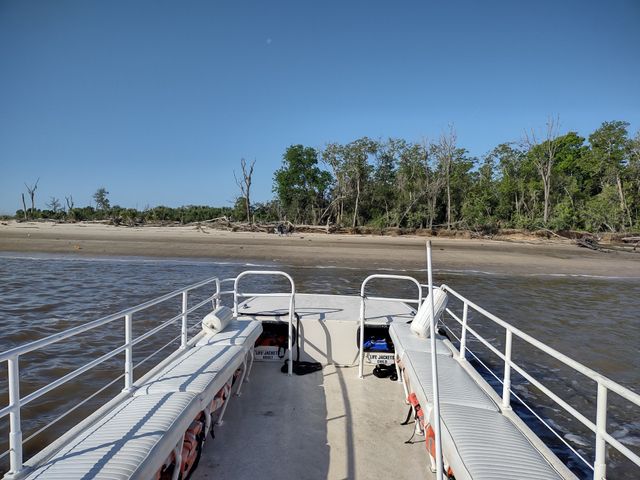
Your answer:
[1,221,639,277]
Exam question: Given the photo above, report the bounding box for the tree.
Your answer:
[273,145,332,224]
[524,116,560,226]
[393,140,442,228]
[491,143,526,224]
[343,137,377,228]
[432,126,472,229]
[234,158,255,223]
[628,131,640,227]
[321,138,377,228]
[64,195,76,221]
[46,197,62,212]
[433,126,457,229]
[370,138,402,227]
[322,143,348,226]
[93,187,111,211]
[20,193,28,220]
[462,155,498,229]
[549,132,588,230]
[24,178,39,219]
[587,121,632,228]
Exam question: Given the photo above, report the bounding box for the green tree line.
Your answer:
[14,120,640,233]
[274,120,640,232]
[15,186,249,225]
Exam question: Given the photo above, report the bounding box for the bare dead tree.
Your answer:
[24,178,40,217]
[21,193,28,220]
[524,116,560,226]
[234,158,256,223]
[65,195,74,211]
[46,197,62,212]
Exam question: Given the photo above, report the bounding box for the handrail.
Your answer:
[0,275,221,476]
[0,276,220,363]
[439,283,640,479]
[358,274,422,379]
[233,271,296,376]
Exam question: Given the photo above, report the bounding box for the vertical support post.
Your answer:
[8,355,23,475]
[213,278,221,309]
[593,382,608,479]
[287,291,294,376]
[502,329,513,409]
[181,291,188,349]
[426,241,444,480]
[171,434,185,480]
[358,293,366,379]
[124,313,133,392]
[233,282,239,317]
[459,301,468,360]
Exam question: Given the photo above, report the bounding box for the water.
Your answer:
[0,253,638,478]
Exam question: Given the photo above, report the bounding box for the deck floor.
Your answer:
[192,362,431,480]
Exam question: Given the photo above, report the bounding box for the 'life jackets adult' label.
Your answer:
[254,346,288,361]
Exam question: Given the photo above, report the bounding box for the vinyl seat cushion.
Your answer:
[24,392,200,480]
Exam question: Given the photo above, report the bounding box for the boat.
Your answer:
[1,244,638,479]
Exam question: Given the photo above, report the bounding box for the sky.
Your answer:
[1,0,639,215]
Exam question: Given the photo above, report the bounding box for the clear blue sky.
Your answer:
[1,0,639,215]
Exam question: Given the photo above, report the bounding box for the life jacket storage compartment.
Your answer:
[356,325,395,366]
[254,321,297,362]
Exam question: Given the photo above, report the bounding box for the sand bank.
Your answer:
[1,221,639,277]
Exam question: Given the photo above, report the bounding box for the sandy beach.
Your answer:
[1,221,639,277]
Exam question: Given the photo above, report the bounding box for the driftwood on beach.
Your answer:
[9,217,640,254]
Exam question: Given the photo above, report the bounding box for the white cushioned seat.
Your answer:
[403,353,498,412]
[432,404,562,480]
[25,392,200,480]
[196,319,263,351]
[134,344,244,409]
[389,322,452,359]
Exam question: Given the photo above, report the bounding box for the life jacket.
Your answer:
[363,337,390,351]
[155,413,206,480]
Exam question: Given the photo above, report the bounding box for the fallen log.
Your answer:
[575,237,604,251]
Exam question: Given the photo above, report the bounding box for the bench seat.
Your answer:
[389,322,452,359]
[432,403,563,480]
[134,344,244,410]
[24,392,200,480]
[196,319,263,350]
[402,353,498,412]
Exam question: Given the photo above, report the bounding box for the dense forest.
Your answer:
[14,120,640,234]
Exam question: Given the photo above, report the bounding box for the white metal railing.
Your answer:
[358,274,422,379]
[438,283,640,480]
[0,275,221,476]
[233,271,296,376]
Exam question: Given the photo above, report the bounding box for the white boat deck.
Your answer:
[238,293,416,324]
[192,363,431,480]
[237,293,415,365]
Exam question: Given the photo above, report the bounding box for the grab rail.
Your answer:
[0,275,221,476]
[233,271,296,376]
[439,283,640,479]
[358,274,422,379]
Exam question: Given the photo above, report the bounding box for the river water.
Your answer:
[0,253,638,478]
